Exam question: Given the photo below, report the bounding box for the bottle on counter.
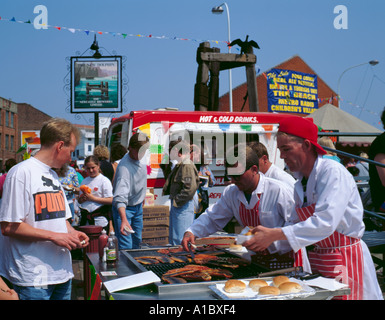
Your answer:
[144,189,154,206]
[106,238,117,264]
[109,231,119,260]
[98,229,108,261]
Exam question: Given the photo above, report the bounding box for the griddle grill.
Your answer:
[122,247,271,295]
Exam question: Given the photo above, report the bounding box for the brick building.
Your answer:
[218,55,338,114]
[14,103,52,163]
[0,98,18,170]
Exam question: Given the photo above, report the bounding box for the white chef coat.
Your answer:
[282,156,383,300]
[264,163,296,188]
[282,157,365,251]
[187,174,297,255]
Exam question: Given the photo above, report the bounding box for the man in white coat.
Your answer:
[248,141,296,187]
[182,144,310,273]
[246,116,382,300]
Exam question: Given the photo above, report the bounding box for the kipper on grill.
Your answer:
[192,254,220,264]
[169,255,192,263]
[134,255,176,264]
[134,258,160,265]
[162,264,208,277]
[157,247,184,255]
[155,256,175,264]
[162,277,187,284]
[179,271,212,282]
[161,264,233,284]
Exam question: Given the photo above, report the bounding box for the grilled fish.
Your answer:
[162,276,187,284]
[193,254,220,264]
[170,255,192,263]
[134,258,159,265]
[161,264,233,283]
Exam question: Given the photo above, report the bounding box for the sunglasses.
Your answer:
[226,164,253,181]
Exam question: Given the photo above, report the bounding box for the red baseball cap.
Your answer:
[278,116,326,155]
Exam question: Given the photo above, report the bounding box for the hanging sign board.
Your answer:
[70,56,122,113]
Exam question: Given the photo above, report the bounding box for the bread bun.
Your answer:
[272,275,290,287]
[248,279,268,292]
[224,280,246,293]
[258,286,280,295]
[244,226,255,235]
[229,244,243,251]
[278,281,302,294]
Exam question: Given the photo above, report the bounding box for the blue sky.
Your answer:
[1,0,385,129]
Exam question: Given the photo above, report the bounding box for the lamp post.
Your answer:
[212,3,233,112]
[337,60,379,106]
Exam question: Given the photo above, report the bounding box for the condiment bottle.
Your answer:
[98,229,108,260]
[106,238,117,264]
[109,231,119,260]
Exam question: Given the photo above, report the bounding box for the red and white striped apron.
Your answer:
[239,197,303,268]
[296,203,364,300]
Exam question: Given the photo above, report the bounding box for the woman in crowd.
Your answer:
[318,136,341,163]
[94,145,114,182]
[53,164,79,225]
[77,155,114,233]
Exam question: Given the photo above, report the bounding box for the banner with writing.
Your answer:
[266,69,318,115]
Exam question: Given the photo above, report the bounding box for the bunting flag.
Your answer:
[319,95,381,118]
[23,151,31,161]
[0,15,229,47]
[16,142,27,153]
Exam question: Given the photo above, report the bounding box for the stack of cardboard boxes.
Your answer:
[142,205,169,246]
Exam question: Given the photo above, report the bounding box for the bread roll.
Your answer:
[224,280,246,293]
[258,286,280,295]
[278,281,302,294]
[245,226,255,235]
[272,275,290,287]
[248,279,268,292]
[229,244,243,251]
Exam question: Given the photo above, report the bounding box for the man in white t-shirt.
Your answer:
[0,118,89,300]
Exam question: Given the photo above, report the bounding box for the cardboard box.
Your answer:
[142,237,169,246]
[143,216,169,227]
[142,226,169,238]
[143,205,169,218]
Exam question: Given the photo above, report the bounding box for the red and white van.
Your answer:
[105,109,295,205]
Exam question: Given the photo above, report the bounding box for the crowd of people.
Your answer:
[0,113,384,300]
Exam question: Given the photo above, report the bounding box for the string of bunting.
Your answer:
[262,72,381,119]
[0,15,231,47]
[2,15,380,119]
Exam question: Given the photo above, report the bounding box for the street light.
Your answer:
[90,34,102,59]
[212,3,233,112]
[337,60,379,105]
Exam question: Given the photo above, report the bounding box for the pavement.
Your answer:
[71,259,85,300]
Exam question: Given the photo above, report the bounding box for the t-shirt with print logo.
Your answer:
[0,157,73,287]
